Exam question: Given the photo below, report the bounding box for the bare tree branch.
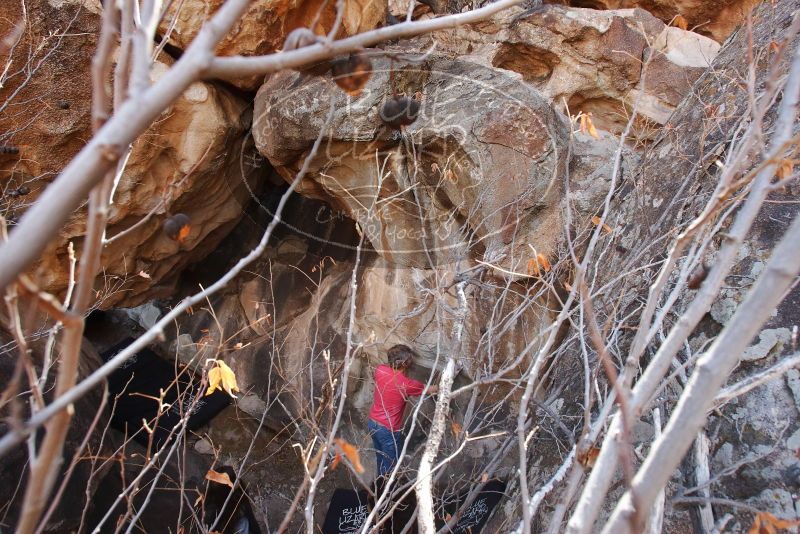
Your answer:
[0,0,521,292]
[603,162,800,534]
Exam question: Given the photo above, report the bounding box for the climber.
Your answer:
[368,344,438,481]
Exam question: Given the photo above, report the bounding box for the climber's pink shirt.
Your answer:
[368,364,426,431]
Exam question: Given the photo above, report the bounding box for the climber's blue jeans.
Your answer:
[368,419,405,478]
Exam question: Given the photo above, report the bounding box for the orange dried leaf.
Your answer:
[451,421,463,437]
[770,41,780,54]
[205,469,233,488]
[526,258,540,276]
[335,438,364,474]
[177,223,191,244]
[748,512,800,533]
[777,159,794,180]
[590,215,613,234]
[536,253,552,273]
[330,453,341,471]
[672,14,689,30]
[585,114,599,139]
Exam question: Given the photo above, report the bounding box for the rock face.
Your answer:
[2,0,793,531]
[231,1,796,530]
[254,52,575,271]
[245,33,652,464]
[134,191,562,529]
[0,1,265,308]
[537,0,800,528]
[432,5,720,139]
[158,0,386,89]
[0,331,109,532]
[547,0,759,42]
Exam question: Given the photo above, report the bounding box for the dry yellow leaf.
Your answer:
[526,254,552,277]
[206,360,240,398]
[672,14,689,30]
[205,469,233,488]
[335,438,365,474]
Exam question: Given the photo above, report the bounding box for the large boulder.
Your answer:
[254,52,573,271]
[432,5,720,139]
[546,0,759,42]
[158,0,387,90]
[0,0,265,308]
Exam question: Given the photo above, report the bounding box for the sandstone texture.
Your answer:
[5,0,797,531]
[0,1,265,308]
[432,5,720,139]
[158,0,386,89]
[253,51,611,272]
[547,0,759,42]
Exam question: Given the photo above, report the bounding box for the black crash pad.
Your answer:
[437,479,507,533]
[322,488,372,533]
[322,478,506,534]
